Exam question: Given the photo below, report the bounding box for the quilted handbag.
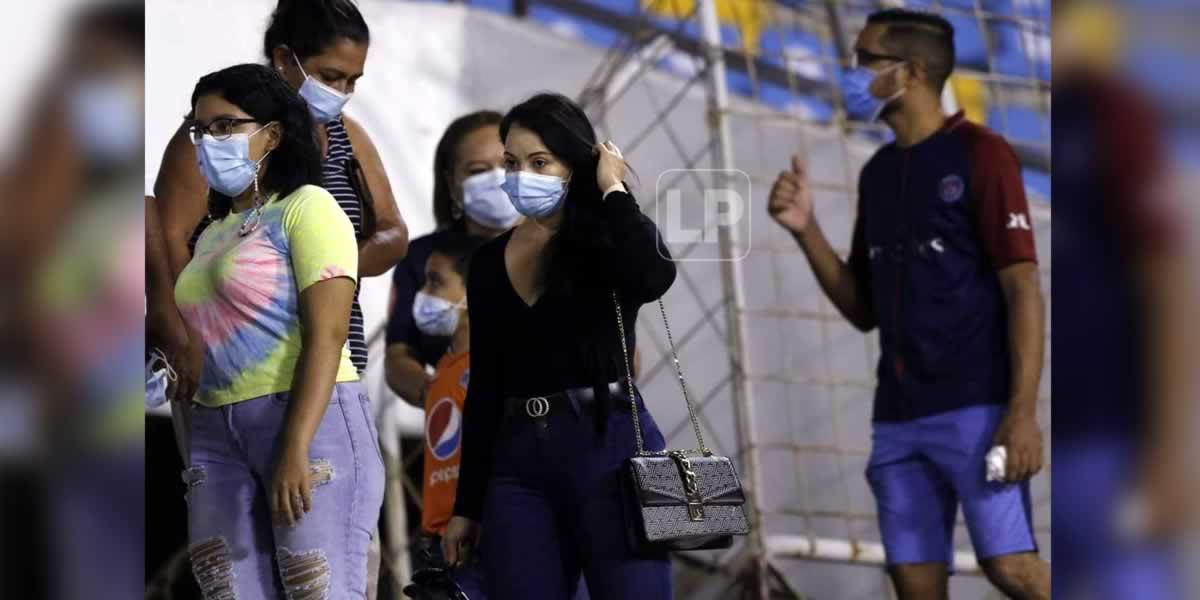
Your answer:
[612,290,751,553]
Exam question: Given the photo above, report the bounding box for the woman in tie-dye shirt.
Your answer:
[173,64,384,598]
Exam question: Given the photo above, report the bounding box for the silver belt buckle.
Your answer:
[525,396,550,418]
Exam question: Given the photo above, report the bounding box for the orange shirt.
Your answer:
[421,350,470,536]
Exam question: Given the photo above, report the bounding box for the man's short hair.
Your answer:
[867,8,957,93]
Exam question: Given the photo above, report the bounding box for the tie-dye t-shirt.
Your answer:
[175,184,360,407]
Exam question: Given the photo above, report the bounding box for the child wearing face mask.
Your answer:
[386,111,515,413]
[409,230,606,600]
[409,232,489,598]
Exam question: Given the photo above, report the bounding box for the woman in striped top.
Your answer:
[154,0,408,401]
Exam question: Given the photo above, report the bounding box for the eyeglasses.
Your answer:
[852,49,906,70]
[188,117,261,144]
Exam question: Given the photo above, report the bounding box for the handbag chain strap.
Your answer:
[612,289,711,457]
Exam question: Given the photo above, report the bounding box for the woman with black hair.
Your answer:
[174,63,384,599]
[155,0,407,398]
[441,93,676,599]
[384,110,517,407]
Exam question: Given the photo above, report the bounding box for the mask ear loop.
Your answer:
[291,49,310,81]
[291,48,349,100]
[148,348,178,384]
[870,61,909,122]
[238,123,276,236]
[445,297,468,354]
[238,153,271,235]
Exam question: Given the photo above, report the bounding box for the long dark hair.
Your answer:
[501,93,636,433]
[263,0,370,62]
[500,93,624,298]
[189,64,322,219]
[433,110,503,228]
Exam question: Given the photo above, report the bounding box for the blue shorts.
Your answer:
[866,404,1038,566]
[1053,438,1180,600]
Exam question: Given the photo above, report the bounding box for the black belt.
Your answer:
[504,381,632,420]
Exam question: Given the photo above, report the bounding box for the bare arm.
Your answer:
[344,116,408,276]
[1140,253,1192,448]
[272,276,356,525]
[286,277,355,450]
[382,245,432,406]
[145,197,176,319]
[2,84,82,437]
[794,221,876,332]
[992,262,1045,482]
[769,156,875,331]
[147,196,196,461]
[1,89,82,293]
[153,122,210,280]
[998,263,1044,417]
[146,196,190,362]
[1132,252,1195,534]
[384,342,431,407]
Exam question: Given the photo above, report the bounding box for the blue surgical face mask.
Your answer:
[194,124,272,197]
[413,291,465,337]
[501,171,568,218]
[462,168,521,229]
[145,349,175,409]
[843,61,907,122]
[67,77,142,163]
[293,51,351,124]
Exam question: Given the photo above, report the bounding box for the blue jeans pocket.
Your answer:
[352,388,384,464]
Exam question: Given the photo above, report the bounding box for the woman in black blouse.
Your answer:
[441,93,676,599]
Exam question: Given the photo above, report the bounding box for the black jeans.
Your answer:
[481,391,671,600]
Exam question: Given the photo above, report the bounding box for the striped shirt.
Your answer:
[321,118,369,374]
[188,117,369,374]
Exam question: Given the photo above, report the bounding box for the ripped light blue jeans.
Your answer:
[184,381,385,599]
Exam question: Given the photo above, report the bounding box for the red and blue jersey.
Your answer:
[1053,72,1177,440]
[849,112,1038,422]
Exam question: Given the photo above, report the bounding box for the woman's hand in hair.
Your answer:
[594,140,627,196]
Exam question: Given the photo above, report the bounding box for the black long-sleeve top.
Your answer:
[452,191,676,521]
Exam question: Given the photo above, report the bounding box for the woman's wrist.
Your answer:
[601,181,626,199]
[282,430,312,455]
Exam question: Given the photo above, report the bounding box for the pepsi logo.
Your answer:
[425,397,462,461]
[429,464,460,486]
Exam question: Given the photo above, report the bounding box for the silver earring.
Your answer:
[238,167,265,236]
